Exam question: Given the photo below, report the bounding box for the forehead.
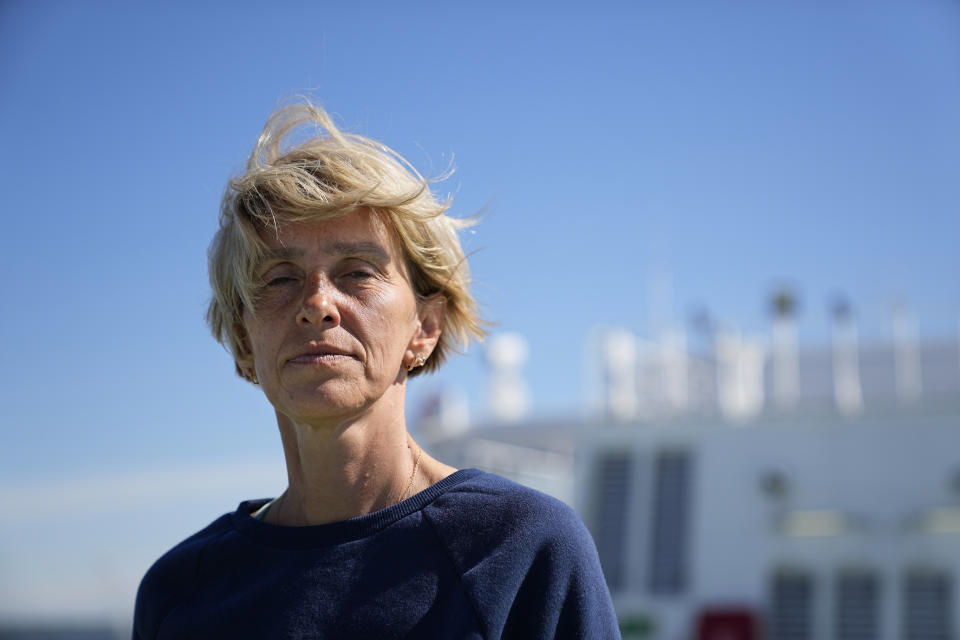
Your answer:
[259,208,404,260]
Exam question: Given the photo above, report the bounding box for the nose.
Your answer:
[297,276,341,327]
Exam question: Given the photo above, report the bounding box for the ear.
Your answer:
[236,354,256,383]
[234,317,258,383]
[408,294,446,358]
[235,352,258,384]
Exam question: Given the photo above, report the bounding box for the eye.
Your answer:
[266,276,297,287]
[259,262,301,288]
[345,269,374,280]
[338,259,379,282]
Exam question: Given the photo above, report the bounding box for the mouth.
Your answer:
[287,345,358,365]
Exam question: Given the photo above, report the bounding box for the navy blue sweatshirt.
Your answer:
[133,469,620,639]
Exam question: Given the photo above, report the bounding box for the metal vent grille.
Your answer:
[903,570,954,640]
[648,450,691,594]
[770,570,814,640]
[593,451,633,590]
[836,571,880,640]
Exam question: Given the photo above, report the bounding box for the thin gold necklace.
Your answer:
[268,445,423,524]
[399,444,423,502]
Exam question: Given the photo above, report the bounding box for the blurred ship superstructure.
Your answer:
[422,306,960,640]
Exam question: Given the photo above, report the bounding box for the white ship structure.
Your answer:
[420,304,960,640]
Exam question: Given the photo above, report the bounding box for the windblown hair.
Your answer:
[207,100,486,381]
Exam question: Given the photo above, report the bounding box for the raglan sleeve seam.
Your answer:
[421,508,492,640]
[147,527,232,638]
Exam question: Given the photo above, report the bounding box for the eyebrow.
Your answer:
[257,242,391,266]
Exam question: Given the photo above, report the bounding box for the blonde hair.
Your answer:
[207,100,486,381]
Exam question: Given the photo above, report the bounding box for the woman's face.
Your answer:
[239,208,441,425]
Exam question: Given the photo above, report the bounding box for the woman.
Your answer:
[133,101,619,639]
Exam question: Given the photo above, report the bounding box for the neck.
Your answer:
[270,385,419,526]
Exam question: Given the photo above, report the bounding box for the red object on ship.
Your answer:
[695,607,760,640]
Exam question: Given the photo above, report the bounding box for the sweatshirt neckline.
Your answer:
[232,468,483,549]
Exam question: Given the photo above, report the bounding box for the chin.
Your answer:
[272,379,377,422]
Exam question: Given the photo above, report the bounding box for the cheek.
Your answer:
[241,316,276,365]
[356,291,419,355]
[256,284,301,311]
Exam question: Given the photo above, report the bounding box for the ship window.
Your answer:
[770,569,814,640]
[903,569,954,640]
[593,451,633,591]
[648,450,692,594]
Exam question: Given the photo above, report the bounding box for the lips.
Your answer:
[287,344,357,364]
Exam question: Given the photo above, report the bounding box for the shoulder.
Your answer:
[423,472,619,639]
[132,511,236,639]
[422,470,588,568]
[424,471,587,559]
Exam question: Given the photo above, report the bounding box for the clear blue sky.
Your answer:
[0,0,958,622]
